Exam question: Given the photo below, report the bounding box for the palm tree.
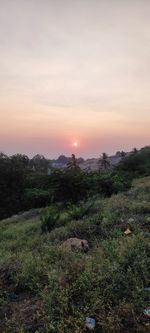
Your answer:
[98,153,110,172]
[67,154,80,171]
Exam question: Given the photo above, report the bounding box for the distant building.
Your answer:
[50,162,67,169]
[80,158,99,172]
[48,154,124,172]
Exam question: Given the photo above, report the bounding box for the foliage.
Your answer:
[0,177,150,332]
[115,146,150,179]
[98,152,111,171]
[24,188,50,209]
[43,237,149,333]
[88,172,131,197]
[48,169,89,203]
[67,153,81,171]
[67,201,94,221]
[0,147,149,221]
[41,207,60,233]
[30,154,49,172]
[0,153,27,219]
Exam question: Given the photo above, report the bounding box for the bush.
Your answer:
[41,207,60,233]
[88,172,131,197]
[24,188,50,209]
[115,147,150,180]
[49,169,90,203]
[68,201,94,221]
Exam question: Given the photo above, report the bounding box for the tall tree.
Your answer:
[67,154,80,171]
[98,153,110,172]
[30,154,49,173]
[11,154,29,169]
[0,153,28,219]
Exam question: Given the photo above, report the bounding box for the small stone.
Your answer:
[124,228,132,236]
[61,238,89,252]
[128,218,135,224]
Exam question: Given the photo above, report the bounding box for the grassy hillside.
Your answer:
[0,177,150,333]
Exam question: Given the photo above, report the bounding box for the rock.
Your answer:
[124,228,132,236]
[128,218,135,224]
[61,238,89,252]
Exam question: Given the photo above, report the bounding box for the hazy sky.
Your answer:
[0,0,150,158]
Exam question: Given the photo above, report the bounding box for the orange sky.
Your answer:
[0,0,150,158]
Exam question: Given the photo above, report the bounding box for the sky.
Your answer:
[0,0,150,158]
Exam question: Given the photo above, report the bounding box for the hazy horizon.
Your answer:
[1,144,149,160]
[0,0,150,158]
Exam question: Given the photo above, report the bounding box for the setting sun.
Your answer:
[73,142,78,147]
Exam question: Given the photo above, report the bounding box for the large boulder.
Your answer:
[61,238,89,252]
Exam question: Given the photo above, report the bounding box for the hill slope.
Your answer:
[0,177,150,333]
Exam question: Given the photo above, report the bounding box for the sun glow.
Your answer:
[73,142,78,147]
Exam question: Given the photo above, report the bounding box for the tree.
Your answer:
[67,154,80,171]
[0,153,28,219]
[115,146,150,179]
[30,154,49,173]
[120,151,126,158]
[0,152,8,159]
[11,154,29,169]
[132,147,138,154]
[98,153,111,172]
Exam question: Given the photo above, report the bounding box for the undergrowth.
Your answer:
[0,177,150,332]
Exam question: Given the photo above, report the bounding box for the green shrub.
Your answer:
[41,207,60,233]
[24,188,50,209]
[49,213,103,243]
[115,146,150,180]
[68,202,94,221]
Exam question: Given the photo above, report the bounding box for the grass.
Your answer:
[0,177,150,332]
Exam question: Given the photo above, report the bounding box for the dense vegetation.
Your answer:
[0,147,150,332]
[116,147,150,179]
[0,152,131,220]
[1,146,150,220]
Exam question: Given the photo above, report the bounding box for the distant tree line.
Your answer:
[0,146,150,220]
